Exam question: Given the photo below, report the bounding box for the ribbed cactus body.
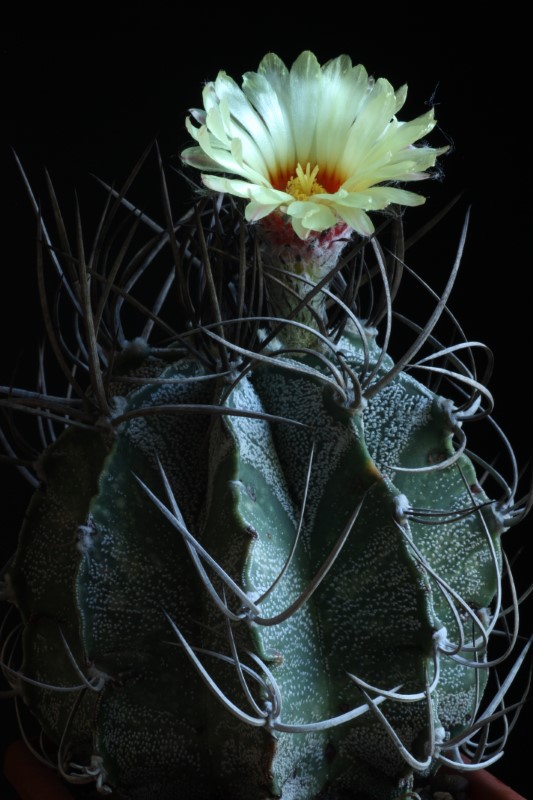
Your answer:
[7,323,501,799]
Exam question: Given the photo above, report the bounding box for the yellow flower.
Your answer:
[182,52,447,240]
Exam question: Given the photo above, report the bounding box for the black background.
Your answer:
[1,18,531,799]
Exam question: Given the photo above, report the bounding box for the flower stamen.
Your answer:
[286,163,327,201]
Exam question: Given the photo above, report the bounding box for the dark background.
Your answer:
[1,19,531,798]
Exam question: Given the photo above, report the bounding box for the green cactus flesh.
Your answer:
[6,321,503,800]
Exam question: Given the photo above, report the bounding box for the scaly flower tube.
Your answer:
[182,51,447,240]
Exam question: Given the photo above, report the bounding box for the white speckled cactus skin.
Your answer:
[0,173,526,800]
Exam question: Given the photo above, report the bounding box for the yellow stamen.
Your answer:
[285,162,327,200]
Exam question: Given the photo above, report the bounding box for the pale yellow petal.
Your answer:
[340,78,398,174]
[202,175,259,198]
[189,108,206,125]
[242,70,295,175]
[393,84,408,115]
[334,206,375,236]
[184,116,203,144]
[245,199,284,222]
[212,72,278,174]
[181,147,229,173]
[332,191,386,210]
[315,60,371,175]
[196,126,268,186]
[289,215,312,239]
[365,186,426,207]
[288,200,337,234]
[288,51,322,164]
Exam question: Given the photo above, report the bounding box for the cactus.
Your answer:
[1,53,531,800]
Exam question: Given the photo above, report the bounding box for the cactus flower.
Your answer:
[182,51,447,239]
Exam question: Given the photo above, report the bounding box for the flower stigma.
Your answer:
[285,163,327,201]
